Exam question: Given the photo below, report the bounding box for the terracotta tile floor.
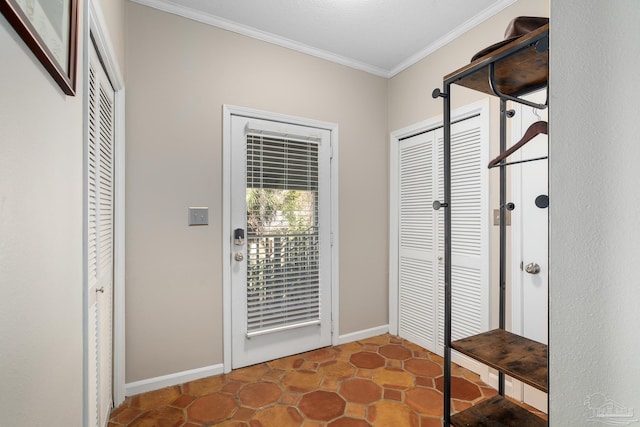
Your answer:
[109,334,543,426]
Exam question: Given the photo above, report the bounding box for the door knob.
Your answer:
[525,263,541,274]
[235,252,244,262]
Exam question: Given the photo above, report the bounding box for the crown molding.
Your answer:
[129,0,518,79]
[388,0,518,77]
[128,0,390,77]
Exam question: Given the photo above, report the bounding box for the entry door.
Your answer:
[87,42,115,427]
[512,90,548,411]
[230,115,332,368]
[397,113,488,364]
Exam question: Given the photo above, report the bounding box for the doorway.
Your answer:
[223,106,338,370]
[510,90,548,412]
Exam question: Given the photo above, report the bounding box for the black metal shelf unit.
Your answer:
[433,24,550,426]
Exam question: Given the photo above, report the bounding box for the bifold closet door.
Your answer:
[398,130,439,352]
[436,116,488,356]
[397,114,488,359]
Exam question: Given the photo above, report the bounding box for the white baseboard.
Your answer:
[485,371,515,397]
[125,364,224,397]
[125,326,388,397]
[492,374,548,413]
[337,324,389,345]
[450,350,490,382]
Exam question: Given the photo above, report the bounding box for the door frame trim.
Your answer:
[222,105,339,373]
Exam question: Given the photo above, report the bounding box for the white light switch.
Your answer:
[189,207,208,226]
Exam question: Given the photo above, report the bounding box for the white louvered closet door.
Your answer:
[436,115,489,359]
[87,42,115,427]
[398,130,438,351]
[398,113,488,366]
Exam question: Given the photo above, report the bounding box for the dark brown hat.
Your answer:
[471,16,549,62]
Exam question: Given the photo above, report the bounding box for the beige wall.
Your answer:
[389,0,549,329]
[0,15,84,427]
[124,2,389,382]
[388,0,550,130]
[98,0,126,75]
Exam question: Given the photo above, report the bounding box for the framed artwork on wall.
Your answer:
[1,0,79,95]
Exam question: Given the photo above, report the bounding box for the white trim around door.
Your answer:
[222,105,339,373]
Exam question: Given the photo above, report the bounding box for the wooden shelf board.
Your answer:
[452,329,548,392]
[451,395,547,427]
[444,24,549,97]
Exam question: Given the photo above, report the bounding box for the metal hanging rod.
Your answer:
[489,155,548,169]
[488,62,548,110]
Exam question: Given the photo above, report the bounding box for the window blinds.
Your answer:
[245,135,321,336]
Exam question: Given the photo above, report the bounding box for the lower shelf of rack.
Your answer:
[452,329,548,392]
[451,395,547,427]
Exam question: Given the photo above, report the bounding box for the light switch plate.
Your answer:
[189,207,208,226]
[493,208,511,226]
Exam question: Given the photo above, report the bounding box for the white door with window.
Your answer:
[87,41,115,427]
[228,112,333,369]
[392,103,489,374]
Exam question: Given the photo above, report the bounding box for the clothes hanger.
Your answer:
[488,120,548,168]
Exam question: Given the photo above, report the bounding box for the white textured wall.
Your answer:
[124,2,389,382]
[549,1,640,424]
[0,16,83,426]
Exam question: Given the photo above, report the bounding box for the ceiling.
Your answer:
[131,0,517,77]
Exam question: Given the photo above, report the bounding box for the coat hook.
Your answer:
[433,200,448,210]
[432,88,448,99]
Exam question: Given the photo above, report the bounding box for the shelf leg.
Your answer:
[443,82,452,426]
[498,98,508,397]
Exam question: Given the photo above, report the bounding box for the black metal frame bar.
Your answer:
[442,81,452,427]
[489,63,548,110]
[489,155,548,169]
[498,98,508,396]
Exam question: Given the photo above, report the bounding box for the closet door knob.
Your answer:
[525,263,541,274]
